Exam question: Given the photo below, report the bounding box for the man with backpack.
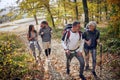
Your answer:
[61,21,86,80]
[39,21,52,58]
[83,21,100,78]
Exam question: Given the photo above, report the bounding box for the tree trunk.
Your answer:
[96,0,99,23]
[99,3,102,21]
[104,0,108,20]
[74,0,79,20]
[46,5,55,28]
[82,0,89,27]
[64,0,67,24]
[34,14,38,25]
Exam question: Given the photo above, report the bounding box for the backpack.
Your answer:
[62,24,72,35]
[62,24,82,41]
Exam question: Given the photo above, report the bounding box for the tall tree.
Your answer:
[104,0,108,20]
[43,0,55,28]
[82,0,89,27]
[19,0,40,25]
[63,0,67,24]
[74,0,79,20]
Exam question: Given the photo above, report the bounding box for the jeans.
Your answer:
[84,49,96,71]
[66,51,85,75]
[30,41,42,60]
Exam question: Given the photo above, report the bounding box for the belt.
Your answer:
[69,47,79,52]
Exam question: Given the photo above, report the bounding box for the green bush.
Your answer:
[0,33,35,79]
[0,53,34,80]
[52,28,63,39]
[103,38,120,54]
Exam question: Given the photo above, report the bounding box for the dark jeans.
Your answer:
[66,51,85,75]
[84,48,96,71]
[30,41,42,60]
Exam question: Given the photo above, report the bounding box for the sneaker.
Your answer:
[92,71,97,78]
[66,69,70,75]
[79,74,86,80]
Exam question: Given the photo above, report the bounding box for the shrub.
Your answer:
[0,33,35,79]
[103,38,120,54]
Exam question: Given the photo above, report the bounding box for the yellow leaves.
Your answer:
[111,16,120,21]
[107,0,120,4]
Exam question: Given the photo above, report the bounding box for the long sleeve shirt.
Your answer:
[61,30,84,53]
[39,26,52,42]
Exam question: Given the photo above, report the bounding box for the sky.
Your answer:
[0,0,18,9]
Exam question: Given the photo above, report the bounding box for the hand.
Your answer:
[41,32,44,35]
[77,52,83,57]
[29,37,34,40]
[86,40,91,46]
[65,49,70,55]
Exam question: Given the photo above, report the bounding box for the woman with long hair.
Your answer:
[27,24,42,62]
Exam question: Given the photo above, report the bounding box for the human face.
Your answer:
[72,24,80,32]
[32,26,35,31]
[89,25,95,31]
[41,24,46,28]
[40,24,44,28]
[75,24,80,31]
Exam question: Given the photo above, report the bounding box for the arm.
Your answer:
[96,31,100,45]
[77,34,85,53]
[39,28,44,35]
[83,32,91,46]
[61,32,68,50]
[35,32,38,40]
[49,27,52,33]
[61,32,70,54]
[27,34,33,41]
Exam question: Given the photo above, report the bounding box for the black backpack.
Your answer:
[62,24,72,35]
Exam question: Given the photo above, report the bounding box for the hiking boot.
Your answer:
[66,69,70,75]
[85,65,89,71]
[79,74,86,80]
[92,71,98,78]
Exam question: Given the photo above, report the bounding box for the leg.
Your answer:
[30,43,36,60]
[36,42,42,56]
[48,48,51,55]
[48,41,51,55]
[43,42,48,57]
[90,49,97,77]
[66,53,74,74]
[84,49,90,70]
[75,52,86,80]
[91,49,97,72]
[75,52,85,75]
[45,49,48,57]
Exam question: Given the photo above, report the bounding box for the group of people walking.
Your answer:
[27,21,52,62]
[27,20,100,80]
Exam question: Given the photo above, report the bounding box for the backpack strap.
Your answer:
[66,30,70,40]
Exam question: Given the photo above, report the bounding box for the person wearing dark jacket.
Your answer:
[83,21,100,78]
[39,21,52,58]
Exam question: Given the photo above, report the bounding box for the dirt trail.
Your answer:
[2,23,113,80]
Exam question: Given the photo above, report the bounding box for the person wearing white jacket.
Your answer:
[61,21,86,80]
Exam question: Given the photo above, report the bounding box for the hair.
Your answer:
[28,24,36,38]
[72,21,80,27]
[88,21,97,28]
[41,21,48,25]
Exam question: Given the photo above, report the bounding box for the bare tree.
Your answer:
[82,0,89,27]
